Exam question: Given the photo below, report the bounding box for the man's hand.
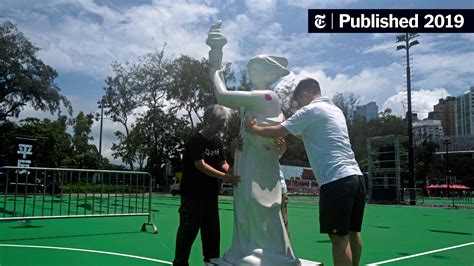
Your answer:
[274,137,286,147]
[231,136,244,152]
[244,116,290,138]
[274,137,287,157]
[244,117,258,133]
[224,173,240,186]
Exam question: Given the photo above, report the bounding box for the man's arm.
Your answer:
[245,117,290,138]
[194,160,240,185]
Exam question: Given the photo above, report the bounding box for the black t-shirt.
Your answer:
[180,132,225,199]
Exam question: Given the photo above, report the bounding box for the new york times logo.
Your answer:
[308,9,474,33]
[314,14,326,29]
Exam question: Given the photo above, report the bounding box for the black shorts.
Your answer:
[319,175,366,235]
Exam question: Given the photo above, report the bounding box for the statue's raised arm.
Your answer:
[207,21,254,110]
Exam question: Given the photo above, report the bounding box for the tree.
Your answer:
[103,62,141,169]
[415,140,440,187]
[111,127,143,170]
[166,56,235,130]
[275,81,298,119]
[238,69,253,92]
[104,47,174,170]
[68,112,99,169]
[221,110,241,156]
[0,117,73,167]
[332,92,359,122]
[0,21,71,120]
[348,108,407,171]
[274,81,308,166]
[135,48,169,111]
[166,56,215,130]
[139,109,189,185]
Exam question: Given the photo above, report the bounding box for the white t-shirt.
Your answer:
[279,169,287,194]
[281,97,362,186]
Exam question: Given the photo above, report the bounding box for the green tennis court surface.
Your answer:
[1,195,473,265]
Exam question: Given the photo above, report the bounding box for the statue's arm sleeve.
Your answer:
[212,69,253,110]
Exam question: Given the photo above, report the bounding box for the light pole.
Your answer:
[97,99,106,169]
[396,33,419,205]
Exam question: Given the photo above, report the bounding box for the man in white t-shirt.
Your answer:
[245,78,366,266]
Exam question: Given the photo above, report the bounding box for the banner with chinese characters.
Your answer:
[15,137,36,175]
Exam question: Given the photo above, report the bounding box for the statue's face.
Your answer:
[248,65,280,90]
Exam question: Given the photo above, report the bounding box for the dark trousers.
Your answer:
[173,196,220,266]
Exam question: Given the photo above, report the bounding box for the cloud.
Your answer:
[382,88,450,119]
[276,63,455,121]
[276,62,405,108]
[284,0,359,8]
[244,0,277,16]
[3,0,472,165]
[1,0,218,78]
[363,34,439,56]
[363,34,474,95]
[411,52,474,91]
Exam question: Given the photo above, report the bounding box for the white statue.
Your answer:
[206,21,317,266]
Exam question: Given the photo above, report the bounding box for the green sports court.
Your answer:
[0,194,472,265]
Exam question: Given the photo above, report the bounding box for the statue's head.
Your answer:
[247,55,289,90]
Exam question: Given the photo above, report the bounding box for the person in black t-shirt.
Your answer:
[173,105,240,266]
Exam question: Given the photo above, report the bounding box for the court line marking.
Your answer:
[0,244,172,265]
[367,242,474,265]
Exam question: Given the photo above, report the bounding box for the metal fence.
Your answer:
[400,188,473,208]
[0,166,157,234]
[367,187,473,208]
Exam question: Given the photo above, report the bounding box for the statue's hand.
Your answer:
[206,20,227,50]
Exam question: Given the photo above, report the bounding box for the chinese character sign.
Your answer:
[15,137,36,175]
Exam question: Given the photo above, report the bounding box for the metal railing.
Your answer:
[400,188,472,208]
[0,166,157,234]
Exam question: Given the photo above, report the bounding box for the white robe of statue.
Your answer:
[206,21,301,266]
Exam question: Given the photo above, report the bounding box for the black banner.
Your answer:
[308,9,474,33]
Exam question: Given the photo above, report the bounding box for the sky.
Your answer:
[1,0,473,165]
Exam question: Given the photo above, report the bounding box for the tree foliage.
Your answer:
[0,115,102,170]
[332,92,359,121]
[166,55,214,129]
[67,112,99,169]
[140,109,189,184]
[0,117,72,167]
[0,21,71,120]
[103,56,145,169]
[348,108,407,171]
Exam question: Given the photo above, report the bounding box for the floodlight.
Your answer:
[396,35,406,43]
[396,45,406,50]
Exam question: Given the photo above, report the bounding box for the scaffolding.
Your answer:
[367,135,409,203]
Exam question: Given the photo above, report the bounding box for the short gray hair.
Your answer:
[203,104,227,125]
